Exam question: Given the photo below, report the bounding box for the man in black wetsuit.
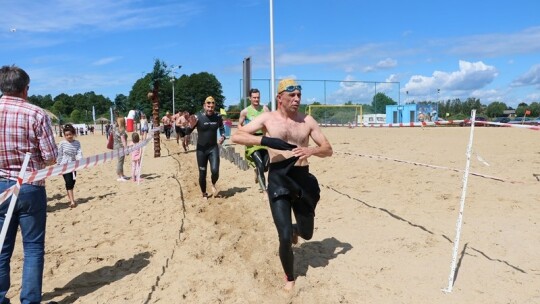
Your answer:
[231,79,333,291]
[188,96,226,199]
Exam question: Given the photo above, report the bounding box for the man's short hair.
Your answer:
[0,65,30,95]
[249,88,260,97]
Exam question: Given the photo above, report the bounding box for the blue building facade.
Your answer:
[386,103,439,124]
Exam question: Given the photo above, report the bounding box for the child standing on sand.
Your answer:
[130,132,143,182]
[57,124,83,208]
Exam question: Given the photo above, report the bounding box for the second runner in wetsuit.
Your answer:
[188,96,226,199]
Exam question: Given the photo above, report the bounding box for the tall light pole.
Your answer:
[170,65,182,114]
[170,78,175,114]
[269,0,276,111]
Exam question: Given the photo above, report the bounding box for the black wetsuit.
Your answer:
[192,111,225,195]
[267,156,321,282]
[252,148,269,189]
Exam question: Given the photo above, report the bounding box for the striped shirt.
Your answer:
[56,140,82,165]
[0,95,58,186]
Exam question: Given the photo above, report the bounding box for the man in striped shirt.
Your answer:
[0,65,58,304]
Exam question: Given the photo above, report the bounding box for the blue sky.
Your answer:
[2,0,540,108]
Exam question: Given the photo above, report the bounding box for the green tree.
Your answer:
[128,70,225,116]
[371,92,396,114]
[515,102,529,116]
[53,93,73,117]
[528,102,540,117]
[114,94,129,116]
[177,72,225,114]
[70,109,83,122]
[27,94,54,109]
[178,72,225,113]
[51,99,67,117]
[485,101,507,118]
[127,74,153,116]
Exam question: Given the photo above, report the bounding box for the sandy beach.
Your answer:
[3,126,540,303]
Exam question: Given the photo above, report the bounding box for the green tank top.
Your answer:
[245,106,265,135]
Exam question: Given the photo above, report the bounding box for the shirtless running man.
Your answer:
[174,110,190,151]
[232,78,333,291]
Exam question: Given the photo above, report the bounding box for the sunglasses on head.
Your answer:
[281,85,302,93]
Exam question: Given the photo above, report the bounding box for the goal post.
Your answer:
[307,104,363,127]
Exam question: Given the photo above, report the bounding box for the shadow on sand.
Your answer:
[42,252,152,304]
[294,237,353,278]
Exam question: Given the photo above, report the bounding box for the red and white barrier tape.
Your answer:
[353,120,540,131]
[482,121,540,130]
[360,120,465,128]
[0,127,159,202]
[0,185,16,207]
[0,153,31,253]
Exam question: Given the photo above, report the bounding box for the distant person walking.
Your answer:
[162,111,173,140]
[140,113,149,140]
[57,124,83,208]
[0,65,58,304]
[113,117,128,181]
[130,132,143,183]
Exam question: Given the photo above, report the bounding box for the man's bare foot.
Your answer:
[284,280,295,291]
[261,190,269,202]
[212,185,218,197]
[69,202,77,208]
[202,193,208,200]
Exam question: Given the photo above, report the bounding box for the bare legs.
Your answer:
[67,189,76,208]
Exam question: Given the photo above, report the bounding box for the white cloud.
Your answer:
[0,0,202,33]
[325,75,400,104]
[276,44,384,66]
[27,67,137,98]
[363,58,397,73]
[469,88,508,104]
[511,64,540,87]
[445,26,540,57]
[93,56,123,66]
[525,92,540,102]
[403,60,498,96]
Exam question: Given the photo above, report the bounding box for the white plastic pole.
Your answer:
[0,153,31,254]
[442,109,477,293]
[269,0,276,111]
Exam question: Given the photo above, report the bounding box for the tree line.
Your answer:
[26,62,225,124]
[368,93,539,119]
[25,67,538,124]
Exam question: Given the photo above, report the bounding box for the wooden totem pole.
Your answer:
[148,85,160,157]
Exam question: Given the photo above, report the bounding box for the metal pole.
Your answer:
[269,0,276,111]
[324,80,327,104]
[171,78,175,114]
[170,65,182,114]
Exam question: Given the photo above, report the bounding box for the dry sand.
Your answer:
[3,126,540,303]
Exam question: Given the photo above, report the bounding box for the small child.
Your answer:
[130,132,143,182]
[57,124,83,208]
